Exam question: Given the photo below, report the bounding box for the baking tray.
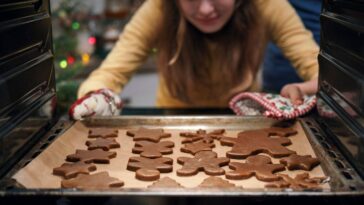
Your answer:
[1,116,364,198]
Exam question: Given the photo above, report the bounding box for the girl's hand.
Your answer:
[280,84,304,106]
[280,77,318,106]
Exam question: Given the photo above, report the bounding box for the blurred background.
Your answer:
[51,0,158,114]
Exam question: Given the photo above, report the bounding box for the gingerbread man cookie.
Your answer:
[126,127,171,142]
[53,162,97,179]
[280,154,320,171]
[127,156,173,181]
[88,128,118,138]
[61,172,124,190]
[265,173,328,189]
[132,141,175,158]
[180,140,215,155]
[177,151,230,176]
[66,149,116,164]
[180,129,226,144]
[226,155,285,182]
[198,176,237,188]
[148,177,184,188]
[220,127,296,159]
[86,138,120,151]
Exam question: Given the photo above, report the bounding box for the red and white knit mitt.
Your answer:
[69,88,123,120]
[229,92,317,120]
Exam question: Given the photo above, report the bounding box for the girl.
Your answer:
[70,0,319,120]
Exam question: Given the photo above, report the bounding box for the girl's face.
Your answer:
[178,0,236,34]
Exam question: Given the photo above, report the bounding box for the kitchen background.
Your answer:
[51,0,158,113]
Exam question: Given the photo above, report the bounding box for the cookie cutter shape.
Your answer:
[88,128,118,138]
[132,141,175,158]
[66,149,117,164]
[280,154,320,171]
[177,151,230,176]
[226,155,285,182]
[180,129,226,144]
[126,127,171,142]
[180,140,215,155]
[220,128,296,159]
[127,156,173,181]
[148,177,184,188]
[265,173,328,189]
[53,162,97,179]
[61,172,124,190]
[198,176,237,188]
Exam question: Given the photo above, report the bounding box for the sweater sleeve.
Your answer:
[77,0,162,98]
[257,0,319,81]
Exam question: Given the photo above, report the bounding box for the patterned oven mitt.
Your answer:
[229,92,317,120]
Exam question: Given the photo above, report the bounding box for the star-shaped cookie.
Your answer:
[126,127,171,142]
[53,162,97,179]
[280,154,320,171]
[265,173,328,189]
[61,172,124,190]
[180,129,226,144]
[180,140,215,155]
[86,138,120,151]
[66,149,117,164]
[88,128,118,138]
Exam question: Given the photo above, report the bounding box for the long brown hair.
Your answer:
[157,0,264,103]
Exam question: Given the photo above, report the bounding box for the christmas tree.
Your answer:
[52,0,97,113]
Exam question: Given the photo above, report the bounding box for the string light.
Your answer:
[60,60,68,69]
[67,56,75,64]
[88,36,96,45]
[82,53,90,65]
[72,22,80,30]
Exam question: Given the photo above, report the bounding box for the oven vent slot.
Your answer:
[302,118,364,190]
[19,122,66,169]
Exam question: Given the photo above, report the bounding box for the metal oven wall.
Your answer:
[0,0,56,177]
[318,0,364,178]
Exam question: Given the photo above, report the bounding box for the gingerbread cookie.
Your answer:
[261,127,298,137]
[86,138,120,151]
[53,162,97,179]
[265,173,327,189]
[148,177,184,188]
[226,155,285,182]
[180,129,226,144]
[127,156,173,181]
[66,149,116,164]
[132,141,174,158]
[88,128,118,138]
[126,127,171,142]
[177,151,229,176]
[61,172,124,190]
[220,127,296,159]
[280,154,320,171]
[198,176,237,188]
[180,140,215,155]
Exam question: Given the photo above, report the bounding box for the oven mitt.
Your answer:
[229,92,317,120]
[69,88,123,120]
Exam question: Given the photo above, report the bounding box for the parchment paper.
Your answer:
[13,121,329,189]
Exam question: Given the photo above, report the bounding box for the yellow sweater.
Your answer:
[78,0,319,107]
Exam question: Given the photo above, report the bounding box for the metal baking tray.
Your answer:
[1,116,363,201]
